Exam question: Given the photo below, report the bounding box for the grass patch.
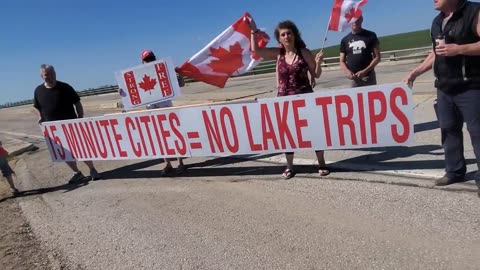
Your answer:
[311,29,431,57]
[254,29,431,68]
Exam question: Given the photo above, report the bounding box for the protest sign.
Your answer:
[41,83,414,162]
[115,57,181,111]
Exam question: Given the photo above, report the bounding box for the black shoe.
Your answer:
[11,188,20,197]
[435,175,464,186]
[160,164,174,177]
[68,171,87,184]
[90,169,101,181]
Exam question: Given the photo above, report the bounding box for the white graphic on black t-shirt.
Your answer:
[349,40,366,54]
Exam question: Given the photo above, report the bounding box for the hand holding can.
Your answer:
[435,35,445,47]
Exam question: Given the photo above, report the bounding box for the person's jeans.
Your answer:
[433,99,447,146]
[437,89,480,180]
[0,157,13,177]
[351,71,377,87]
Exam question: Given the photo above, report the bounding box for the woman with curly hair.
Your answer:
[247,18,329,179]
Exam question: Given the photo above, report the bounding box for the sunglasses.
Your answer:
[280,31,293,37]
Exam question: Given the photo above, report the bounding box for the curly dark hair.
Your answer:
[274,20,306,49]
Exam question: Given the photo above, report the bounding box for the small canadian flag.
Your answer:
[176,12,270,88]
[328,0,368,32]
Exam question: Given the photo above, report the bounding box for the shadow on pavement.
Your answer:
[324,120,478,182]
[331,145,449,167]
[99,163,321,180]
[86,120,478,183]
[0,181,90,203]
[414,120,439,133]
[99,159,165,180]
[179,163,320,179]
[98,155,315,180]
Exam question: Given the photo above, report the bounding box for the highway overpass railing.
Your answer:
[0,46,430,109]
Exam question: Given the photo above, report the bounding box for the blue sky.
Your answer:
[0,0,439,104]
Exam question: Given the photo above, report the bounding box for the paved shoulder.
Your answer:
[13,149,480,270]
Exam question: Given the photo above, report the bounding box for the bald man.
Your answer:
[34,64,101,183]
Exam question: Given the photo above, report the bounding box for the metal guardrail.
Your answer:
[0,86,122,109]
[0,46,430,109]
[182,46,431,83]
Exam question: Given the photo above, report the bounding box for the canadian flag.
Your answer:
[176,13,270,88]
[328,0,368,32]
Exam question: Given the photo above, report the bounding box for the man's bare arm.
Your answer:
[74,102,84,118]
[403,51,435,84]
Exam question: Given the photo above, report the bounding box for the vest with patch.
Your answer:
[431,0,480,93]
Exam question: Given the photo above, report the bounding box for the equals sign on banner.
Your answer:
[187,132,202,149]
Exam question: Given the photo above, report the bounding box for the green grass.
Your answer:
[312,29,431,58]
[255,29,431,68]
[377,29,431,51]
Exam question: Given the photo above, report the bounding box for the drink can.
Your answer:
[435,35,445,46]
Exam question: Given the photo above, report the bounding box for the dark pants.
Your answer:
[433,99,447,145]
[0,157,13,177]
[351,71,377,88]
[437,89,480,179]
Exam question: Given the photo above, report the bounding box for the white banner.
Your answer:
[40,83,414,162]
[115,57,181,111]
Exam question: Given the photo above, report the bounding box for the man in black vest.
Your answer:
[404,0,480,194]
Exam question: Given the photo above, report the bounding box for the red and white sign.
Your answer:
[328,0,368,32]
[40,83,414,162]
[176,12,270,88]
[115,57,180,111]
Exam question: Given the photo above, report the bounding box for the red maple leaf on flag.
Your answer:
[138,74,157,94]
[208,42,244,75]
[345,7,361,23]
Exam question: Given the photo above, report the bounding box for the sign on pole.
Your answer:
[115,57,181,111]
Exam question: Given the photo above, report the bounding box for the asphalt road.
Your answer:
[2,62,480,269]
[12,150,480,270]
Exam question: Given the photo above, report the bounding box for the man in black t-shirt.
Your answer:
[34,64,101,183]
[339,16,381,87]
[34,77,80,122]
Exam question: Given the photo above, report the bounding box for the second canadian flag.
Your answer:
[328,0,368,32]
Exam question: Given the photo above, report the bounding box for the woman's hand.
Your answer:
[315,51,324,64]
[246,16,258,32]
[310,77,316,88]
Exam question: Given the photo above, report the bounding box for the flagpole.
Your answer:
[320,15,332,52]
[321,0,340,52]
